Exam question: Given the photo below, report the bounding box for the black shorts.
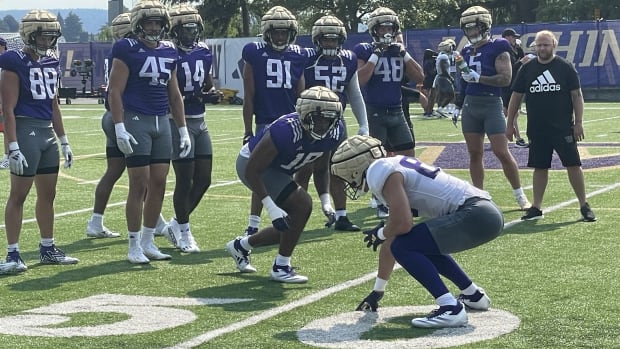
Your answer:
[422,74,435,90]
[528,131,582,168]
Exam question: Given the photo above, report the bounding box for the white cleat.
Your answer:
[0,261,18,275]
[458,288,491,310]
[154,217,168,236]
[270,264,308,284]
[411,303,468,328]
[86,222,121,238]
[516,194,531,211]
[225,238,256,273]
[128,246,150,264]
[165,218,181,248]
[141,242,172,260]
[179,231,200,253]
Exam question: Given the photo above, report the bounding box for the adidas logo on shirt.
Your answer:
[29,131,36,136]
[530,70,561,93]
[132,116,140,121]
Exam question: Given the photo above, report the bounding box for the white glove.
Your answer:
[59,135,73,168]
[320,193,336,227]
[178,126,192,158]
[357,125,369,136]
[262,196,290,231]
[8,142,28,175]
[115,123,138,155]
[461,70,480,83]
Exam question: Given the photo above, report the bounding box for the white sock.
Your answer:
[436,293,458,307]
[275,254,290,266]
[335,210,347,219]
[128,232,140,248]
[7,243,19,252]
[141,227,155,246]
[40,238,54,247]
[248,215,260,229]
[513,187,525,197]
[460,282,479,295]
[240,237,253,251]
[89,213,104,228]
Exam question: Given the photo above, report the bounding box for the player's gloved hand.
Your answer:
[355,290,384,312]
[357,125,369,136]
[115,122,138,155]
[461,70,480,83]
[323,205,336,228]
[262,196,290,232]
[178,126,192,158]
[59,135,73,168]
[390,43,407,57]
[371,43,385,56]
[202,90,224,104]
[243,131,253,145]
[452,108,460,128]
[363,221,386,252]
[8,142,28,175]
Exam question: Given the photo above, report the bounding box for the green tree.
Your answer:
[97,25,113,42]
[0,19,8,32]
[63,11,85,42]
[3,15,18,32]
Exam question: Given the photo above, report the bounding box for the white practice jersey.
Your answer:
[436,52,451,76]
[366,156,491,217]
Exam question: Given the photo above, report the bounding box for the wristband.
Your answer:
[59,135,69,145]
[367,54,379,65]
[377,227,386,240]
[403,52,413,63]
[178,126,189,137]
[9,141,19,152]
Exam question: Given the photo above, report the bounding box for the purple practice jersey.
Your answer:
[248,113,345,175]
[460,38,511,97]
[0,50,59,120]
[112,38,178,116]
[353,43,406,108]
[176,42,213,116]
[304,48,358,107]
[242,42,309,124]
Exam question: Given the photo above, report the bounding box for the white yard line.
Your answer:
[168,181,620,348]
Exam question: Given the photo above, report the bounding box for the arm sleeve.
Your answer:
[345,71,368,128]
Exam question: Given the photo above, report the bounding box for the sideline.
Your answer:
[168,181,620,348]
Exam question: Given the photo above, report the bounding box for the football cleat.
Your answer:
[140,242,171,260]
[580,202,597,222]
[270,264,308,284]
[0,155,9,169]
[86,221,121,238]
[6,251,27,272]
[376,204,389,219]
[521,206,543,220]
[39,244,79,265]
[458,288,491,310]
[411,303,468,328]
[356,290,384,311]
[225,238,256,273]
[0,261,18,275]
[128,245,150,264]
[179,230,200,253]
[334,216,361,232]
[165,218,182,248]
[516,194,531,211]
[154,217,168,236]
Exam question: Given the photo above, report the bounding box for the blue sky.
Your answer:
[1,0,126,10]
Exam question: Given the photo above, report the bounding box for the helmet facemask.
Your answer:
[172,23,200,51]
[137,17,167,43]
[296,86,343,141]
[312,16,346,58]
[373,22,396,45]
[301,110,341,141]
[30,30,61,56]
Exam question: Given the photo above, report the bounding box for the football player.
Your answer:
[164,4,222,253]
[108,0,191,264]
[85,13,132,239]
[0,10,78,273]
[353,7,424,219]
[331,135,502,328]
[295,15,368,232]
[240,6,308,237]
[455,5,531,210]
[226,86,344,284]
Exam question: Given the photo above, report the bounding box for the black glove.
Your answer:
[202,90,223,104]
[355,290,384,312]
[242,131,253,145]
[363,221,385,252]
[324,211,336,228]
[371,43,385,57]
[390,43,407,57]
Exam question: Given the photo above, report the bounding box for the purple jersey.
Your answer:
[0,50,59,120]
[353,43,405,108]
[112,38,178,116]
[460,38,511,97]
[248,113,345,175]
[304,49,358,107]
[176,42,213,116]
[242,42,309,124]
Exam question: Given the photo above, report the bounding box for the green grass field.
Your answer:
[0,102,619,349]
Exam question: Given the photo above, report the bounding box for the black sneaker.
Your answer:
[515,138,529,148]
[334,216,361,232]
[521,206,543,220]
[580,202,597,222]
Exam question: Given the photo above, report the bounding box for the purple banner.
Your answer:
[58,42,112,94]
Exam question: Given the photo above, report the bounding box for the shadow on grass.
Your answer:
[502,220,578,235]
